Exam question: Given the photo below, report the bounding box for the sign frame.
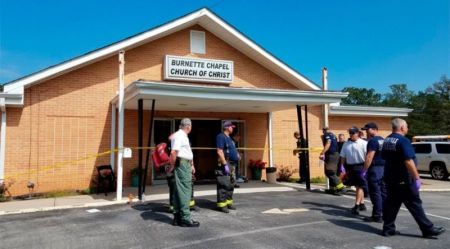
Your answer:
[164,55,234,84]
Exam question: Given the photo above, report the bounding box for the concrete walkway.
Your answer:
[0,181,296,215]
[1,176,448,216]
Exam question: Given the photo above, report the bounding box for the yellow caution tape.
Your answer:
[3,146,322,180]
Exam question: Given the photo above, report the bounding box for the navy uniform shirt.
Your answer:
[367,136,385,166]
[322,132,338,156]
[216,133,240,162]
[382,133,416,184]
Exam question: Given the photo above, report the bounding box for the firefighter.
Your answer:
[216,121,239,213]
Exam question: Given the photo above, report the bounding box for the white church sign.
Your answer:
[164,55,233,84]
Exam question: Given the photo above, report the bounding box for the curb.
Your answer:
[0,186,295,216]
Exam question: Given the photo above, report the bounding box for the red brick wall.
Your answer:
[4,25,300,195]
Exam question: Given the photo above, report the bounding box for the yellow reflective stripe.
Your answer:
[189,200,195,206]
[217,202,228,207]
[226,199,233,205]
[336,183,344,190]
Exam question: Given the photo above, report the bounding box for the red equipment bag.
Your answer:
[152,142,170,170]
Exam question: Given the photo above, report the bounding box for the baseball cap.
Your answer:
[348,126,359,134]
[223,121,236,128]
[322,127,330,131]
[361,122,378,130]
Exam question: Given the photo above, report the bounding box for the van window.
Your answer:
[436,144,450,154]
[413,144,432,154]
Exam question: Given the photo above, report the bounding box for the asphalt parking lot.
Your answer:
[0,186,449,249]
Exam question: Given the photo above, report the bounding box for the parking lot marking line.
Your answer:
[165,220,328,249]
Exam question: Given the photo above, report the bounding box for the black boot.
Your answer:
[179,219,200,227]
[172,213,181,226]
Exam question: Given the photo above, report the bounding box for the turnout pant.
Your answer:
[173,158,192,222]
[383,181,434,233]
[325,152,343,189]
[367,166,386,218]
[216,161,236,207]
[168,173,195,211]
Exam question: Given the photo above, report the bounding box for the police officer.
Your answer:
[216,120,239,213]
[169,118,199,227]
[361,122,386,223]
[381,118,445,238]
[320,127,345,195]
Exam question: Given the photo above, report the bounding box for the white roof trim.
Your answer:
[329,105,413,117]
[111,81,345,113]
[3,8,320,96]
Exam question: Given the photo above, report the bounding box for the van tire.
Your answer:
[430,162,449,180]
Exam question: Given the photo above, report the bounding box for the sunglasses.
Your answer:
[349,132,357,135]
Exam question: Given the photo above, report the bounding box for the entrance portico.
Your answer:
[110,80,347,200]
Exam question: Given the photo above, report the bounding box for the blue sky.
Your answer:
[0,0,448,93]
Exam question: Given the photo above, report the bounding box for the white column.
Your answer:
[116,51,125,201]
[268,112,274,168]
[322,67,329,128]
[110,104,116,173]
[0,99,6,182]
[322,67,330,189]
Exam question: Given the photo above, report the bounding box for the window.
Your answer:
[190,30,205,54]
[436,144,450,154]
[413,144,432,154]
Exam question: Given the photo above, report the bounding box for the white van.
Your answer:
[412,142,450,180]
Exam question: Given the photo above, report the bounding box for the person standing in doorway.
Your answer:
[361,122,386,223]
[340,126,367,214]
[216,121,239,213]
[169,118,199,227]
[319,127,345,195]
[381,118,445,238]
[294,131,307,183]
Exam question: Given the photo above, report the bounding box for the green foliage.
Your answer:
[310,176,327,183]
[382,84,414,107]
[341,75,450,136]
[341,87,382,106]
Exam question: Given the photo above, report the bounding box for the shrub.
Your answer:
[277,165,298,182]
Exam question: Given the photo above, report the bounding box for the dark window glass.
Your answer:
[413,144,432,154]
[436,144,450,154]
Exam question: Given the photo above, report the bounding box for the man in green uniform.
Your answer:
[169,118,200,227]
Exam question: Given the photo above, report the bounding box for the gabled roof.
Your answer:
[2,7,320,97]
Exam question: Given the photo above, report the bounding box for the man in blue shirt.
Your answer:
[381,118,445,238]
[216,120,240,213]
[361,122,386,223]
[320,127,345,195]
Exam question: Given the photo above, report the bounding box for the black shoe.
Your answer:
[325,189,336,195]
[382,230,400,237]
[422,226,445,239]
[179,219,200,227]
[234,184,240,188]
[190,205,200,212]
[172,213,181,226]
[351,205,359,215]
[227,205,236,210]
[363,216,382,223]
[219,207,229,213]
[358,203,367,211]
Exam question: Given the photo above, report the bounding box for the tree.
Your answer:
[407,76,450,136]
[341,87,382,106]
[382,84,414,107]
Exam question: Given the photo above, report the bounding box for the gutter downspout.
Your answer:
[0,98,6,183]
[116,51,125,201]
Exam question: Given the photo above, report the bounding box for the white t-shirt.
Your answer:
[340,138,367,165]
[170,129,193,160]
